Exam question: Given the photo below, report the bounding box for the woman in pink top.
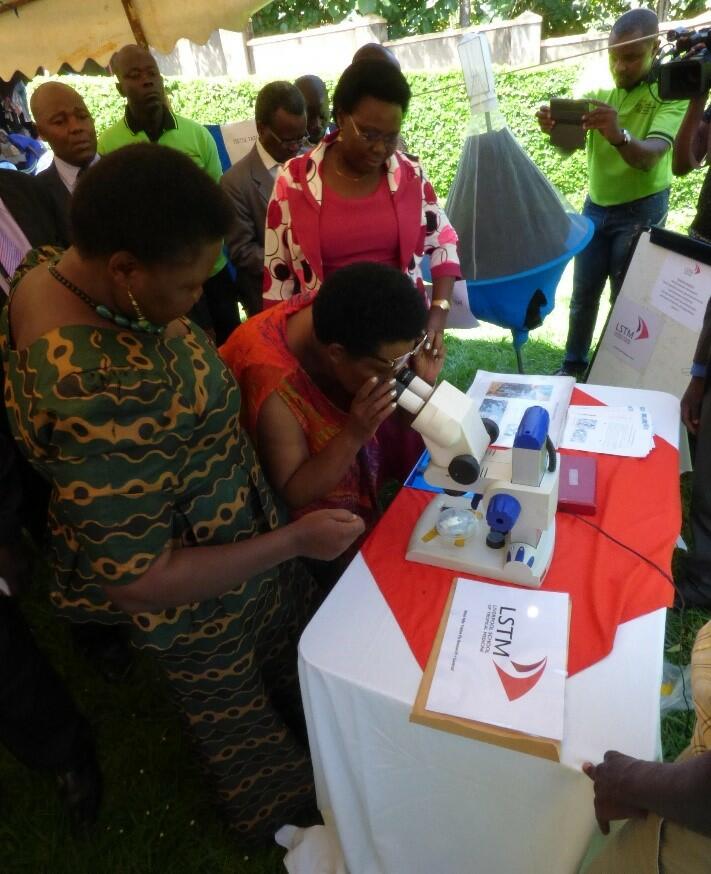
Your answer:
[262,59,461,358]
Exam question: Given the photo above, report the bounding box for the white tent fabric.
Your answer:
[0,0,268,79]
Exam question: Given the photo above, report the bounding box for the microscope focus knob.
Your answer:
[486,493,521,533]
[448,454,480,485]
[482,417,500,444]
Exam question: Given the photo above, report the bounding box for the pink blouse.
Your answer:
[319,174,400,278]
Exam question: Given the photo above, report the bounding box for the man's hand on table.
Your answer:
[583,751,648,834]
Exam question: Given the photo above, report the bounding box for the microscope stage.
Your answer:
[406,494,555,589]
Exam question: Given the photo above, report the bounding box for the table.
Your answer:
[298,385,680,874]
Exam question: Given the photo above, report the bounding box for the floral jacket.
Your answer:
[262,131,460,303]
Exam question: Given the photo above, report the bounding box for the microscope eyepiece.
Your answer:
[395,368,433,401]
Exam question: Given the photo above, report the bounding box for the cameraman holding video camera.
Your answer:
[672,57,711,610]
[536,8,687,379]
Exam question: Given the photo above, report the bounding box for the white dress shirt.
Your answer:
[255,139,280,180]
[54,153,99,193]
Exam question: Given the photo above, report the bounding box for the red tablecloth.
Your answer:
[362,389,679,677]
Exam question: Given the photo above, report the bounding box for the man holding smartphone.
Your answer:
[536,8,686,377]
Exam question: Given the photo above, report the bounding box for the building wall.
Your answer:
[386,13,542,72]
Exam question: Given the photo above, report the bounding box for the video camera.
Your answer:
[657,28,711,100]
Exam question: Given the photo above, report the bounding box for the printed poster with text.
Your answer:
[650,250,711,333]
[426,579,569,741]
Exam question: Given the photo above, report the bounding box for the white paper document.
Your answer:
[426,579,569,742]
[650,250,711,333]
[219,119,258,165]
[561,405,654,457]
[467,371,575,448]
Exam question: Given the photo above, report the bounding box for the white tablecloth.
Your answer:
[297,386,681,874]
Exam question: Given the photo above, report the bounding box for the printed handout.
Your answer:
[561,406,654,457]
[468,371,576,448]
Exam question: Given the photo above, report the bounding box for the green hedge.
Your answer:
[35,66,702,230]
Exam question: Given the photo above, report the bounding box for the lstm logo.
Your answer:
[490,606,547,701]
[494,657,548,701]
[683,262,702,277]
[614,315,649,344]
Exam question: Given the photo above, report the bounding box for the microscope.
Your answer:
[395,369,560,588]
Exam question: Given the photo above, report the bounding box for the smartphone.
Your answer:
[549,98,590,150]
[550,98,589,125]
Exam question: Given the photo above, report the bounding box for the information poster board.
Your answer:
[588,227,711,399]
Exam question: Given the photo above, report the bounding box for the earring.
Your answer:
[126,286,146,321]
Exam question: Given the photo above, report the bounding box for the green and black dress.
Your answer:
[0,250,318,844]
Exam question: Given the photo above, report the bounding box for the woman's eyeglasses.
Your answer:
[373,333,428,372]
[349,116,400,149]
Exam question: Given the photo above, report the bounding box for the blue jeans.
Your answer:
[564,190,669,365]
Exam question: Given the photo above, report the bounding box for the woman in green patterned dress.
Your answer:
[0,144,364,845]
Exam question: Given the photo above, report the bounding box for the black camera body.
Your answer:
[658,28,711,100]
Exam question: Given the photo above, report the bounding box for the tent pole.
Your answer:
[121,0,149,48]
[0,0,41,16]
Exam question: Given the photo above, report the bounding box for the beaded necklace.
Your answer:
[48,265,165,336]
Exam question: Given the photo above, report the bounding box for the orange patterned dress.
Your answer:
[221,293,394,533]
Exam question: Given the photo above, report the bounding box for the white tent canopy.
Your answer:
[0,0,268,80]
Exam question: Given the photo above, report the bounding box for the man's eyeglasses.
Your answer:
[373,333,428,372]
[266,127,310,149]
[349,116,400,149]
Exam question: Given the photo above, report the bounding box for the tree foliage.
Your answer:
[252,0,708,40]
[480,0,707,37]
[253,0,460,41]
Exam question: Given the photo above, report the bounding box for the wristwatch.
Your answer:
[431,299,451,312]
[613,129,631,148]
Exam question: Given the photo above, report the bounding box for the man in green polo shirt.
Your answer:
[537,8,687,377]
[99,44,239,344]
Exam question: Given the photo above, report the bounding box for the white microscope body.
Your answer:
[396,371,560,588]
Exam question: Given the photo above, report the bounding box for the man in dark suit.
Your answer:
[0,168,62,292]
[220,82,306,318]
[30,82,98,246]
[679,297,711,607]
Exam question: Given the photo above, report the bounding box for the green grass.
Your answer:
[1,299,707,872]
[0,590,285,874]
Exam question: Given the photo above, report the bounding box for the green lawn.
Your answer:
[1,290,708,873]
